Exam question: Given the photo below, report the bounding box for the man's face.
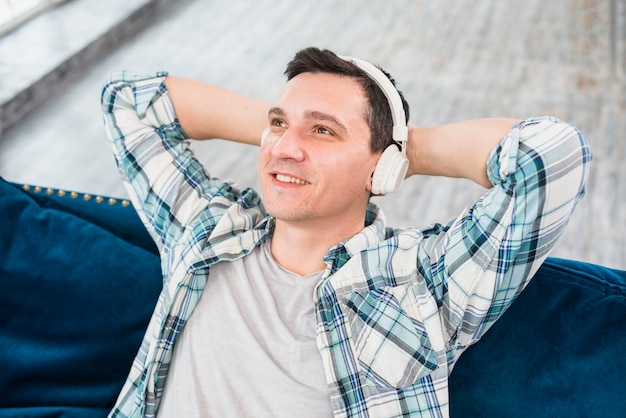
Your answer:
[258,72,380,229]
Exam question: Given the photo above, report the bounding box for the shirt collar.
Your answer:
[322,202,387,268]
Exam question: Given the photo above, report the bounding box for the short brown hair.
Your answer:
[284,47,410,154]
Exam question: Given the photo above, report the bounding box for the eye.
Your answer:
[315,126,333,136]
[270,118,286,128]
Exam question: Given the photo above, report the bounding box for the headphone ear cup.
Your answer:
[371,145,409,195]
[261,128,270,145]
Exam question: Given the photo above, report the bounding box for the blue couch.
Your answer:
[1,177,625,417]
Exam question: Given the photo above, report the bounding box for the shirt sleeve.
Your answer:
[100,71,257,256]
[423,117,592,351]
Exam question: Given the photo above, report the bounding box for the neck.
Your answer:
[270,216,366,276]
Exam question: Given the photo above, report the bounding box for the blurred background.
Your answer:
[0,0,624,268]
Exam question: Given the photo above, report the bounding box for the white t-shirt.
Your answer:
[158,240,332,417]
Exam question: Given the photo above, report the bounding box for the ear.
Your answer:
[365,152,382,193]
[366,171,374,192]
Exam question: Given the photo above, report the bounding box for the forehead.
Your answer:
[275,72,368,120]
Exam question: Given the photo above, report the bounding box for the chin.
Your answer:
[265,206,312,223]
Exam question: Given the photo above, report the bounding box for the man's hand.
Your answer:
[405,118,521,188]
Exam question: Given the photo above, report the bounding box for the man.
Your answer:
[101,47,590,417]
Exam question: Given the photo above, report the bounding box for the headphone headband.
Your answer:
[340,56,408,156]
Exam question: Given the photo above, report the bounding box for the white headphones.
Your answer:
[261,56,409,195]
[341,56,409,195]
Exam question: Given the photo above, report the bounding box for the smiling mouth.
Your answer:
[275,173,310,185]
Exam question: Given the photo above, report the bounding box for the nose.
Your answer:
[269,129,306,161]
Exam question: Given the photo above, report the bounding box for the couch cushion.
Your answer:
[18,183,158,257]
[449,257,626,417]
[0,178,162,417]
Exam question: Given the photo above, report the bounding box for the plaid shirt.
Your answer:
[101,71,590,418]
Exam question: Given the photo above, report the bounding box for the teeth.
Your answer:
[275,173,309,185]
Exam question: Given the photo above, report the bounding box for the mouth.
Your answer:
[274,173,310,185]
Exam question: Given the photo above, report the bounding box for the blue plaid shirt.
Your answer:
[101,71,590,417]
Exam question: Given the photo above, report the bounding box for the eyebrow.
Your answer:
[268,107,348,133]
[268,106,285,117]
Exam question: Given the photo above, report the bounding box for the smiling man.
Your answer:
[261,71,382,275]
[101,47,590,417]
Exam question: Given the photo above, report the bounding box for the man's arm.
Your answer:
[405,118,521,188]
[164,76,270,144]
[101,72,268,255]
[408,117,591,349]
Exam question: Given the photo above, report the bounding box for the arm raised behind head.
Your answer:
[406,118,522,188]
[165,76,270,144]
[100,71,269,254]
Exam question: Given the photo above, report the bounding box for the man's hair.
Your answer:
[284,47,410,154]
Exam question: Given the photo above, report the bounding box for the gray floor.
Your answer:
[0,0,624,269]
